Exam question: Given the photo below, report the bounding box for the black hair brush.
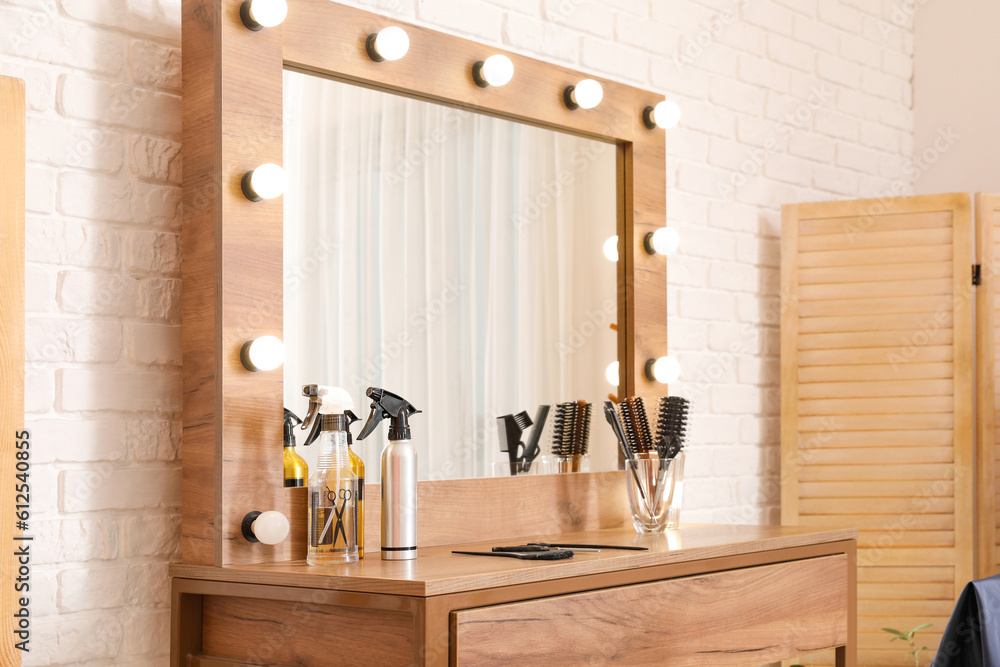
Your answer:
[654,396,690,492]
[656,396,689,461]
[552,400,591,472]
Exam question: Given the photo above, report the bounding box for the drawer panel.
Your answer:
[451,554,848,666]
[201,595,415,666]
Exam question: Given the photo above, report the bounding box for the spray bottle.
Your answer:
[282,408,308,488]
[358,387,421,560]
[344,410,364,558]
[300,385,359,565]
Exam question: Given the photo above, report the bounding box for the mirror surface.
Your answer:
[283,70,619,481]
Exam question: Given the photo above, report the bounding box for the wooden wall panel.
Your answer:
[782,193,974,665]
[0,75,25,667]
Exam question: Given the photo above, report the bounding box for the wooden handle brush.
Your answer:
[552,400,591,472]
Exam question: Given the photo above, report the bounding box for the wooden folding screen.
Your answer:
[978,193,1000,578]
[782,193,980,665]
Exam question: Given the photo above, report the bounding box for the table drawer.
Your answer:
[451,554,848,666]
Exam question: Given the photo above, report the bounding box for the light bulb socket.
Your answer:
[366,33,385,62]
[239,0,263,30]
[643,231,657,255]
[644,358,657,382]
[239,340,267,371]
[472,61,489,87]
[642,105,657,130]
[564,85,580,110]
[241,170,262,202]
[241,511,262,542]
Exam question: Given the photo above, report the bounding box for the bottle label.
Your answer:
[310,485,357,552]
[358,477,364,501]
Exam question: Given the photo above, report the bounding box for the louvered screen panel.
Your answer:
[976,193,1000,578]
[781,194,975,666]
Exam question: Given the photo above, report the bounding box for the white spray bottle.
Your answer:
[300,385,359,565]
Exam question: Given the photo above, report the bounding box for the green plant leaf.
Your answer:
[913,623,933,632]
[882,628,908,638]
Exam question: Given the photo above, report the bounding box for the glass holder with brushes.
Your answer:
[605,396,689,534]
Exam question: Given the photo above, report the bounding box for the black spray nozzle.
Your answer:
[358,387,421,441]
[284,408,302,447]
[345,409,361,445]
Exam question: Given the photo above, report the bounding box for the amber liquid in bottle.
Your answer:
[348,445,364,558]
[283,443,307,488]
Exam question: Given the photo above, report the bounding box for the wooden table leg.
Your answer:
[836,645,853,667]
[418,597,452,666]
[171,585,203,667]
[840,540,858,667]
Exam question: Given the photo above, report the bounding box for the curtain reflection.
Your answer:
[283,70,617,481]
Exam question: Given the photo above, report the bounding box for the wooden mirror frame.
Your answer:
[182,0,667,567]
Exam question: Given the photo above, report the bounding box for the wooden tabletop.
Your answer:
[170,524,857,597]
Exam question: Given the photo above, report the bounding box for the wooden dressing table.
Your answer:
[172,522,856,666]
[176,2,857,665]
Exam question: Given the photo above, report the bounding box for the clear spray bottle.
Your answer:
[300,385,359,565]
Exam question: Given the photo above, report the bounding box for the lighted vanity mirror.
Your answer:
[282,69,620,481]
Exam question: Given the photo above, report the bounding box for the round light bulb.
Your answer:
[370,26,409,62]
[645,227,680,256]
[647,356,681,384]
[242,163,286,201]
[251,511,290,545]
[241,335,285,371]
[243,0,288,29]
[603,235,619,262]
[605,361,619,386]
[569,79,603,110]
[478,55,514,87]
[653,100,681,129]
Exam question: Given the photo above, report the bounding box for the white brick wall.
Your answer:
[3,0,914,664]
[2,0,182,663]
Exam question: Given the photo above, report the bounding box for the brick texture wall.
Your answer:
[3,0,914,664]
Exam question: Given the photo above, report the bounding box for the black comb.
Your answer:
[452,550,573,560]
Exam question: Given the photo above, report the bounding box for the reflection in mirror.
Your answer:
[283,70,618,481]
